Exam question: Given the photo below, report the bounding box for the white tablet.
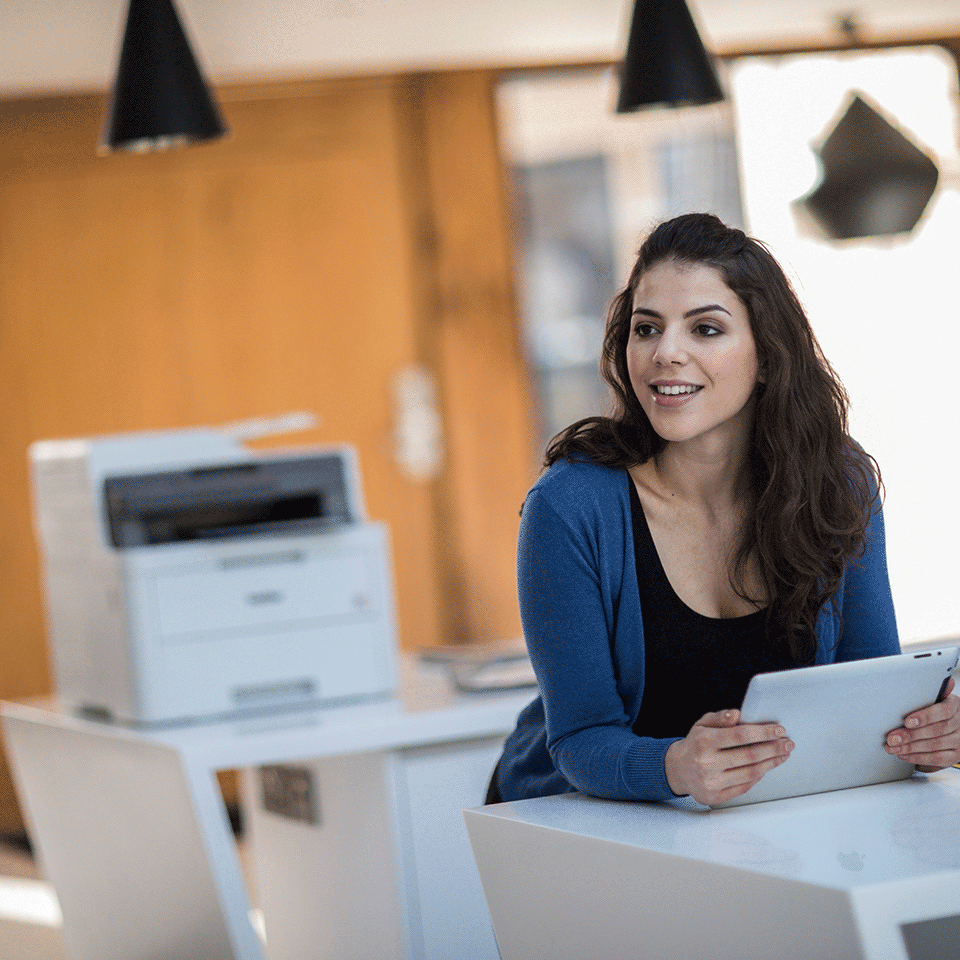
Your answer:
[715,646,959,808]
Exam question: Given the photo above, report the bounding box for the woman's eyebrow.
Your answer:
[631,304,732,318]
[686,303,731,318]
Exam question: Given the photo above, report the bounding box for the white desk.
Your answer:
[465,771,960,960]
[1,657,533,960]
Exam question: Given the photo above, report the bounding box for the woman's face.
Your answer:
[626,258,759,450]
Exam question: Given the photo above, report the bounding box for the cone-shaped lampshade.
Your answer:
[616,0,724,112]
[99,0,228,153]
[800,94,939,240]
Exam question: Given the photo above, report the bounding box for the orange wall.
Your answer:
[0,71,535,833]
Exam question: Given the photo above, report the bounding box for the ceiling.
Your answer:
[3,0,960,97]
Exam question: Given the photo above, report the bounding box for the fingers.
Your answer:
[723,733,794,771]
[693,747,792,806]
[900,684,958,733]
[693,709,742,729]
[688,723,793,771]
[670,712,794,805]
[887,691,960,771]
[690,713,794,770]
[890,715,958,746]
[889,732,959,768]
[710,752,791,804]
[910,752,959,772]
[722,721,790,750]
[693,710,786,749]
[888,692,960,746]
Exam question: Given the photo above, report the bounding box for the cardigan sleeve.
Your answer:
[517,487,679,801]
[833,497,901,662]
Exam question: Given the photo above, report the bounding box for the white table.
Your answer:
[1,657,533,960]
[465,771,960,960]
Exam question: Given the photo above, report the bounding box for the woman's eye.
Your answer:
[634,323,658,338]
[694,323,721,336]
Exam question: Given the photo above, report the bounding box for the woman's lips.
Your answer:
[650,384,702,407]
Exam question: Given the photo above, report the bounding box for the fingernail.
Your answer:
[906,718,919,729]
[890,735,901,746]
[786,741,794,750]
[775,726,785,737]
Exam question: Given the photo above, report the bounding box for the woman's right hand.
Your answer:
[664,709,794,806]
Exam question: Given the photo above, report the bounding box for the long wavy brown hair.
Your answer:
[546,213,880,663]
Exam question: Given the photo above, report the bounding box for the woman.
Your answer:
[490,212,960,808]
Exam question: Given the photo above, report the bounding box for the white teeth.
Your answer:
[655,384,699,395]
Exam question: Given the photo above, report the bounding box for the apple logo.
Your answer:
[837,850,865,871]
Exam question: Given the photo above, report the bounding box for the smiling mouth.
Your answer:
[653,384,702,396]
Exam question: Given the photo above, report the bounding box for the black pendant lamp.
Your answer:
[799,93,939,240]
[616,0,724,113]
[99,0,228,154]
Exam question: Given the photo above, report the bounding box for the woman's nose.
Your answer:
[653,329,688,366]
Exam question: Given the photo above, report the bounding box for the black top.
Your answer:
[628,476,794,740]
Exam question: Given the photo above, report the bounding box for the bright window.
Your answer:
[731,46,960,645]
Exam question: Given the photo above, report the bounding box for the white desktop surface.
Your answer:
[465,771,960,960]
[1,655,534,769]
[2,656,535,960]
[477,770,960,890]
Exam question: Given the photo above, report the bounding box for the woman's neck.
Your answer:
[648,433,751,513]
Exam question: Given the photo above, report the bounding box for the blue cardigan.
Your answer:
[497,458,900,803]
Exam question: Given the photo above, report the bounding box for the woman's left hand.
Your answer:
[885,677,960,772]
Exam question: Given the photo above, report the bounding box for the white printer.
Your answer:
[29,417,399,725]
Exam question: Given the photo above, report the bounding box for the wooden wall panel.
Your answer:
[415,71,538,644]
[0,69,536,833]
[0,78,445,832]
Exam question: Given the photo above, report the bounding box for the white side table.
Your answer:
[1,657,532,960]
[465,771,960,960]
